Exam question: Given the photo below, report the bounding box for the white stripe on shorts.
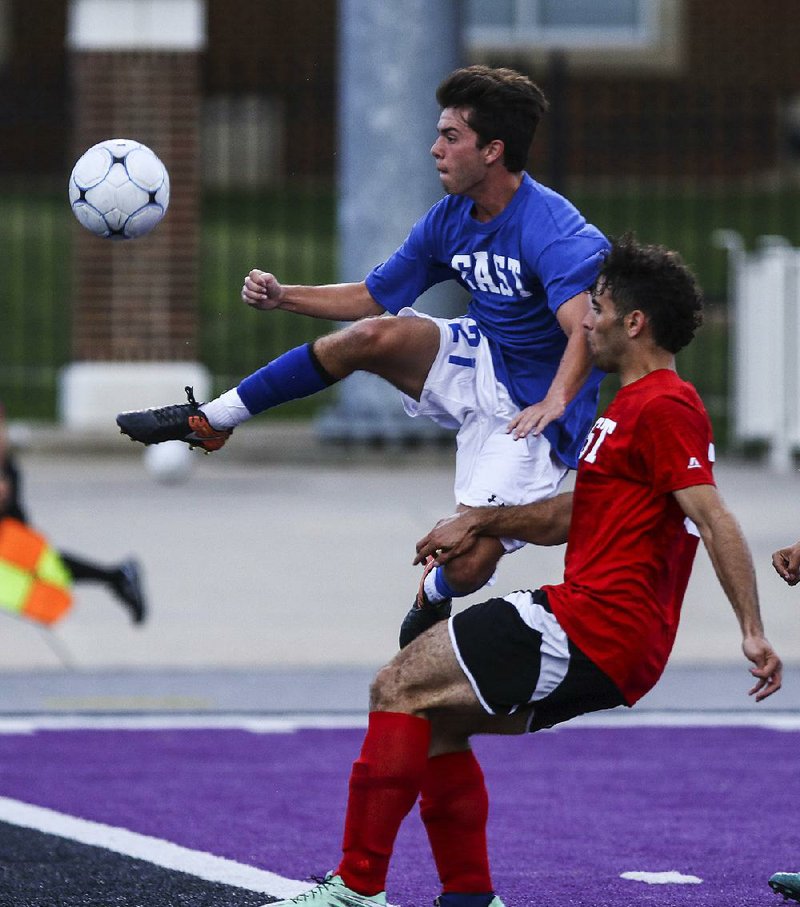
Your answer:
[448,616,497,715]
[503,590,570,702]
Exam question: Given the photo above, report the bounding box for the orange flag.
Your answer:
[0,518,72,624]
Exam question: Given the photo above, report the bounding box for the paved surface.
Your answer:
[1,664,799,714]
[1,420,799,713]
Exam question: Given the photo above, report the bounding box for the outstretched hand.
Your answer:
[242,269,283,311]
[743,635,782,702]
[771,541,800,586]
[414,511,481,566]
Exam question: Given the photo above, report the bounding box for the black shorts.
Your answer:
[450,589,626,732]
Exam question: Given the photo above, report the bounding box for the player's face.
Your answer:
[584,285,627,372]
[431,107,489,196]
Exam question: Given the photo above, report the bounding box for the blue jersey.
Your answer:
[365,173,609,468]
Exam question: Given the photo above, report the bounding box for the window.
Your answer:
[467,0,656,48]
[466,0,681,73]
[0,0,9,66]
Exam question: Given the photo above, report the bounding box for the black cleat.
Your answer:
[113,559,147,624]
[399,598,452,648]
[398,555,452,648]
[116,386,232,452]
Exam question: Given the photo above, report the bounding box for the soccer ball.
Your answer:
[143,440,194,485]
[68,138,170,240]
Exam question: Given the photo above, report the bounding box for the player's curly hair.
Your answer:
[436,65,548,172]
[596,234,704,354]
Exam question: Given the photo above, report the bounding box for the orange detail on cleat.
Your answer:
[185,414,231,451]
[416,555,438,608]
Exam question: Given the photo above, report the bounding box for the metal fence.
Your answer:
[6,160,797,448]
[0,181,339,421]
[3,0,800,452]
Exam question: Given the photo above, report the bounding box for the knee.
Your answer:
[369,663,412,713]
[336,318,401,369]
[314,316,397,375]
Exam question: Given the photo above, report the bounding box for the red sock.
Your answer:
[419,749,492,894]
[337,711,431,895]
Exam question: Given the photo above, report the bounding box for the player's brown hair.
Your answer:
[436,65,548,172]
[595,234,704,354]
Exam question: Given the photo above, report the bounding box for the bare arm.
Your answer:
[674,484,782,701]
[414,492,573,566]
[241,271,384,321]
[507,291,595,440]
[772,540,800,586]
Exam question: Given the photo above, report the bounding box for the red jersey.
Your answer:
[543,369,715,705]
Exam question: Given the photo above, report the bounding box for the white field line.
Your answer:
[0,795,312,899]
[0,710,798,734]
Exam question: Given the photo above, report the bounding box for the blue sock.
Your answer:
[436,894,495,907]
[434,567,458,600]
[237,343,338,415]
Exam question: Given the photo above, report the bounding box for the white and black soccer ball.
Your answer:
[68,138,170,240]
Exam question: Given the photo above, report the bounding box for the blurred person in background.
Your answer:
[772,538,800,586]
[0,403,146,624]
[768,542,800,903]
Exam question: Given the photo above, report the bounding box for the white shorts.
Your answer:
[398,308,568,553]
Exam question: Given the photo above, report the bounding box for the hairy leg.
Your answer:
[372,621,532,750]
[369,622,531,900]
[221,314,441,428]
[314,314,441,400]
[433,507,505,596]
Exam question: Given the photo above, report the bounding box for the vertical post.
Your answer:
[61,0,208,428]
[713,229,744,455]
[546,50,568,196]
[316,0,462,443]
[768,244,793,473]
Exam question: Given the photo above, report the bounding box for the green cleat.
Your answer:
[262,873,387,906]
[770,872,800,903]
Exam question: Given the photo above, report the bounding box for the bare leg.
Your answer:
[401,526,506,649]
[372,621,531,749]
[314,314,441,400]
[433,507,505,596]
[356,623,528,901]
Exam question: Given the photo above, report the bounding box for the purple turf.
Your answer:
[0,724,796,906]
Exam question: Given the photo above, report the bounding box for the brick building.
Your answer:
[1,0,798,184]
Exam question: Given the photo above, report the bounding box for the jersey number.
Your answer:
[447,321,480,368]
